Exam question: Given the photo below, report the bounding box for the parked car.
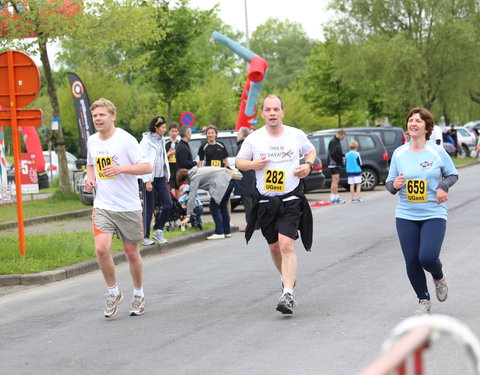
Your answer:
[300,155,325,192]
[320,126,406,162]
[454,126,477,158]
[307,130,389,191]
[43,150,79,182]
[78,170,93,206]
[463,120,480,137]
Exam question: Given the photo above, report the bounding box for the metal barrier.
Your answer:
[359,315,480,375]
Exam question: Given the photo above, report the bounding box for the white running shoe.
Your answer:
[142,238,154,246]
[276,292,298,314]
[152,229,168,244]
[207,233,225,240]
[415,299,432,315]
[104,292,124,318]
[129,295,146,316]
[434,277,448,302]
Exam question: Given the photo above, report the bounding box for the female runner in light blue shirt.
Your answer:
[386,107,458,315]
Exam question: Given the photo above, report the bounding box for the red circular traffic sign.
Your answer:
[0,50,41,108]
[179,111,195,127]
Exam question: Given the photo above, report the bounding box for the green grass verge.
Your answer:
[0,191,87,223]
[0,223,213,275]
[452,157,478,166]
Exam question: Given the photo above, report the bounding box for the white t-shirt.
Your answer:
[87,128,148,211]
[237,125,315,196]
[429,125,444,146]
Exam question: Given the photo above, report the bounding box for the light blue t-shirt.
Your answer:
[345,150,362,174]
[386,141,457,221]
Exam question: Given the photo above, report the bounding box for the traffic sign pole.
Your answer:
[0,50,42,257]
[7,50,26,256]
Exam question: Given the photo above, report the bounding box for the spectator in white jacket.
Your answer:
[139,116,172,245]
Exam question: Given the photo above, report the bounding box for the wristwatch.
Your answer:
[306,161,314,170]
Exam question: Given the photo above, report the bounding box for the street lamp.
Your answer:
[244,0,250,49]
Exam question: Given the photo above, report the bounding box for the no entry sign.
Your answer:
[179,111,195,127]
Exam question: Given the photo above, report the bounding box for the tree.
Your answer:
[302,42,357,127]
[250,18,316,91]
[329,0,480,122]
[143,0,215,124]
[0,0,84,192]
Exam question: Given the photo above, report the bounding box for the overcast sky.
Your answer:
[189,0,332,41]
[35,1,332,67]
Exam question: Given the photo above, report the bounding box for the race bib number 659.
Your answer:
[406,179,427,202]
[95,156,116,179]
[264,169,285,192]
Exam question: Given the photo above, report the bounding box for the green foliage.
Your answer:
[0,232,123,274]
[0,223,213,274]
[173,75,239,129]
[250,18,316,91]
[302,42,358,127]
[143,0,216,120]
[329,0,480,123]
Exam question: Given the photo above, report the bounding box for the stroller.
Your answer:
[155,190,186,232]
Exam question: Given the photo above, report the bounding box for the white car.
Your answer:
[42,150,78,182]
[454,126,477,158]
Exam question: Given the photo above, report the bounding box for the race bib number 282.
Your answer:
[264,169,285,192]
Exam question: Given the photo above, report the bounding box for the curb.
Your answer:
[0,208,92,231]
[0,227,239,287]
[456,160,480,169]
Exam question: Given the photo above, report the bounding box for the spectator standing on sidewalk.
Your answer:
[176,126,196,170]
[197,125,230,168]
[345,140,363,203]
[447,124,458,157]
[139,116,172,245]
[85,98,152,318]
[165,122,180,195]
[327,129,346,204]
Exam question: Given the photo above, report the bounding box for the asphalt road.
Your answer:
[1,164,479,374]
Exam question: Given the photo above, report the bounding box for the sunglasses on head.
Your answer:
[155,117,166,127]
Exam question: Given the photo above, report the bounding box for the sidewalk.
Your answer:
[0,226,228,288]
[0,206,245,288]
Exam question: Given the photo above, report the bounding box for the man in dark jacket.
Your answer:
[176,126,196,170]
[233,127,256,229]
[327,129,346,204]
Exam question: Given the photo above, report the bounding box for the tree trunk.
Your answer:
[167,101,173,125]
[38,37,71,193]
[469,90,480,105]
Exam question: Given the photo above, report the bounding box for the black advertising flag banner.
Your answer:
[68,72,93,158]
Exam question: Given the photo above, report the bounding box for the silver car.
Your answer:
[454,126,477,158]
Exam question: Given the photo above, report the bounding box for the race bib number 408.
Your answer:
[95,156,116,179]
[264,169,285,192]
[406,179,427,202]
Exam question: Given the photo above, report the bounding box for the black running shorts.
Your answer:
[328,166,341,175]
[257,198,302,244]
